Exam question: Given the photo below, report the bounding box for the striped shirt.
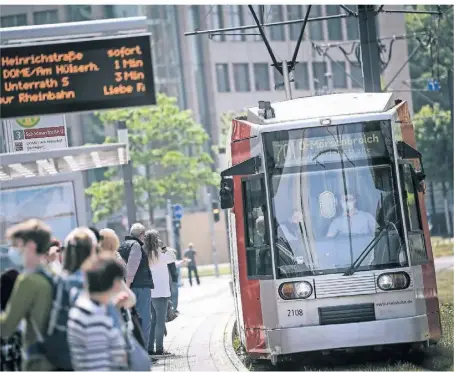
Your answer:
[67,293,128,371]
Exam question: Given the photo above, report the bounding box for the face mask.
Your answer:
[49,260,62,274]
[341,201,355,212]
[8,248,24,267]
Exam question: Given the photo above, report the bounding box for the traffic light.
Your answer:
[173,219,181,231]
[212,200,220,222]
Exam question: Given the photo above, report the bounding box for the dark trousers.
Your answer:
[188,265,200,286]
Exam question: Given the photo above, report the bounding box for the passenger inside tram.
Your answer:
[326,193,378,238]
[272,166,405,276]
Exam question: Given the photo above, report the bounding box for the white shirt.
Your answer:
[328,210,377,236]
[150,252,172,298]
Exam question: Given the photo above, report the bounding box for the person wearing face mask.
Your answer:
[0,219,56,371]
[326,193,378,238]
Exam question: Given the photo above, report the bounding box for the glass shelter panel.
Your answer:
[264,121,407,278]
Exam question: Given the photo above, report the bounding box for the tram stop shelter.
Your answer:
[0,143,128,232]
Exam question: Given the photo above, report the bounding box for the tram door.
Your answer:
[233,173,272,354]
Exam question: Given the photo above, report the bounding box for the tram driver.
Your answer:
[326,193,378,238]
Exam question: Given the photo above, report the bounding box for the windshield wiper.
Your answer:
[343,224,390,276]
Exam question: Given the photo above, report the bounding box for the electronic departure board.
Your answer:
[0,34,156,119]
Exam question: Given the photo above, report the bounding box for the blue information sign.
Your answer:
[173,204,184,220]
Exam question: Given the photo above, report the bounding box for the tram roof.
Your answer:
[247,92,395,125]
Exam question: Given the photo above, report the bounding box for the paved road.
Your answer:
[152,275,246,372]
[435,255,454,272]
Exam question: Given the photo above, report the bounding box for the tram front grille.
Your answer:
[318,303,376,325]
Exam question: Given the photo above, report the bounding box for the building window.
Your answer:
[210,5,225,41]
[269,5,285,41]
[226,5,245,41]
[326,5,343,41]
[1,14,27,28]
[346,17,359,40]
[331,61,347,88]
[312,62,327,91]
[66,5,92,22]
[273,68,284,91]
[233,63,251,92]
[245,5,262,41]
[253,63,270,91]
[350,64,363,88]
[215,64,231,92]
[294,62,309,90]
[33,10,58,25]
[286,5,304,41]
[309,6,324,41]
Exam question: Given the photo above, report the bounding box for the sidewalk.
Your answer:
[151,275,247,372]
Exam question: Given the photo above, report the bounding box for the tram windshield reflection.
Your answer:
[263,120,408,278]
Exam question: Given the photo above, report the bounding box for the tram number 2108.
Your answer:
[287,309,304,317]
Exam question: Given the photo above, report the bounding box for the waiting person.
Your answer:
[99,228,136,310]
[0,269,22,371]
[144,230,173,356]
[62,227,99,289]
[44,238,63,274]
[0,219,55,371]
[184,243,200,286]
[67,256,128,371]
[163,246,179,313]
[118,223,154,351]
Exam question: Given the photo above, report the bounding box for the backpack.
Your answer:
[28,269,81,371]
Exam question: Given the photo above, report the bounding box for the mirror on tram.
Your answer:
[220,177,234,209]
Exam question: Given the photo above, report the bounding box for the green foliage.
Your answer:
[213,111,246,155]
[414,104,453,185]
[406,5,454,113]
[86,93,218,223]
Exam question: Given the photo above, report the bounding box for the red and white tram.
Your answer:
[219,93,441,364]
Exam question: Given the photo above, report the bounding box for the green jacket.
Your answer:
[0,270,54,371]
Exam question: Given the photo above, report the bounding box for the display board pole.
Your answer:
[118,121,136,227]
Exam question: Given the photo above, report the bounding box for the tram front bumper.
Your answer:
[266,315,430,355]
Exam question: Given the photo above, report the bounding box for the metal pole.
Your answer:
[357,5,382,92]
[166,199,176,252]
[117,121,137,228]
[207,192,220,277]
[282,60,293,100]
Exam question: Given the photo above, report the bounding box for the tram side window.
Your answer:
[402,164,427,262]
[242,176,273,277]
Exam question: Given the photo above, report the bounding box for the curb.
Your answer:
[224,312,249,372]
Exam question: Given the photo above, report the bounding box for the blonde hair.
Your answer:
[100,228,120,255]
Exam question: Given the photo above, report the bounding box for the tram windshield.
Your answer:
[263,120,408,278]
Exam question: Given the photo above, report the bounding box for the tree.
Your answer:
[86,93,219,223]
[406,5,454,113]
[213,111,247,156]
[414,104,453,185]
[414,104,453,235]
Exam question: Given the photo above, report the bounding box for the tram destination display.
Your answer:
[1,34,156,119]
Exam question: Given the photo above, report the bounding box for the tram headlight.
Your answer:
[377,272,410,291]
[279,281,313,300]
